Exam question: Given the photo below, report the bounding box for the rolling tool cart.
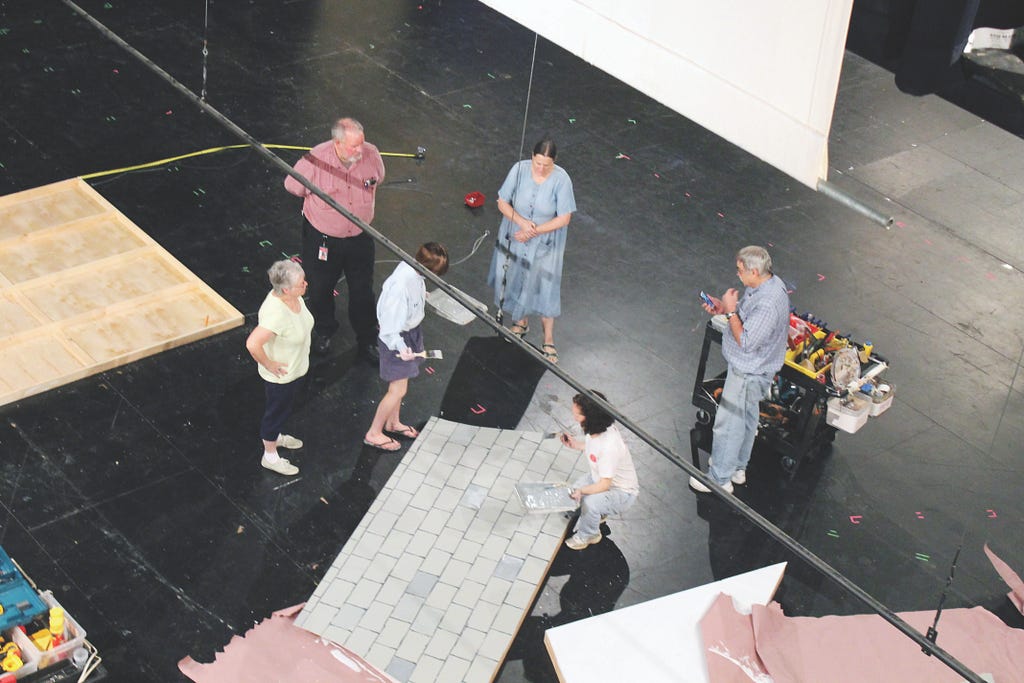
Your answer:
[690,314,892,476]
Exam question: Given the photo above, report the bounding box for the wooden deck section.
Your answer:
[0,178,244,407]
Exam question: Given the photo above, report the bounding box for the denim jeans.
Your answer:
[571,474,637,538]
[708,367,772,485]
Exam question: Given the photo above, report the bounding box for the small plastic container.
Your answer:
[4,625,41,680]
[868,383,895,417]
[29,592,86,671]
[826,395,870,433]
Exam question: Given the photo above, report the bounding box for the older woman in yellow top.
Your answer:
[245,260,314,476]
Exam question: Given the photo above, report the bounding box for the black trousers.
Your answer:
[301,218,376,345]
[260,377,303,442]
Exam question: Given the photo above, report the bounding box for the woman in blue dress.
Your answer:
[488,139,577,363]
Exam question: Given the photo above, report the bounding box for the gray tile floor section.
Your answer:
[295,417,586,683]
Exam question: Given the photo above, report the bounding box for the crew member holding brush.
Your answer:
[363,242,450,451]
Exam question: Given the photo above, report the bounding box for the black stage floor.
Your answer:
[1,2,1022,682]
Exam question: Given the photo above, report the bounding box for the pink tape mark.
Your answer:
[849,515,862,524]
[985,272,996,280]
[332,289,339,297]
[113,69,119,74]
[165,110,173,115]
[290,255,302,263]
[653,172,661,178]
[716,212,725,218]
[915,511,925,519]
[615,153,631,160]
[988,509,998,518]
[817,274,826,281]
[470,404,486,415]
[684,192,691,198]
[895,220,906,228]
[425,366,435,375]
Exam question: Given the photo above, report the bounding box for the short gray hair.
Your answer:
[736,245,772,276]
[267,259,304,294]
[331,117,364,140]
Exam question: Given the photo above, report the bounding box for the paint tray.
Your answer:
[425,286,487,325]
[514,482,579,514]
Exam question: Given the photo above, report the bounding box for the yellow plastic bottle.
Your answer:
[859,341,873,364]
[49,607,65,637]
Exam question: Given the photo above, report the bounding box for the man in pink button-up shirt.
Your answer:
[284,117,386,363]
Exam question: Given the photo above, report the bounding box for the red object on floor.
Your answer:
[464,191,485,207]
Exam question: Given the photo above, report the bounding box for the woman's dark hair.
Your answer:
[533,138,557,160]
[416,242,449,276]
[573,390,614,435]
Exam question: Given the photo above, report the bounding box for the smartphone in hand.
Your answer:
[699,290,715,308]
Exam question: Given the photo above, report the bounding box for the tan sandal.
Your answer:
[542,343,558,364]
[509,323,529,339]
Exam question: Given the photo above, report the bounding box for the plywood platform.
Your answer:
[0,178,244,407]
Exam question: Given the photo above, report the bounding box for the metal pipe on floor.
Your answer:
[817,179,895,227]
[62,3,984,681]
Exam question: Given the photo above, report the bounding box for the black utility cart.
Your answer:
[690,318,891,477]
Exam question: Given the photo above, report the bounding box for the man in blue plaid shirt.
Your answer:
[691,246,790,493]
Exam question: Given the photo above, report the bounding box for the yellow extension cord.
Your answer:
[79,144,421,180]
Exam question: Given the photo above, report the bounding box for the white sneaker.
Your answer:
[276,434,303,449]
[708,458,746,485]
[689,476,733,494]
[564,533,602,550]
[262,456,299,476]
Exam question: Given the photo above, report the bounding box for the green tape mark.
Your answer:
[627,118,637,124]
[826,530,839,538]
[915,553,930,562]
[462,104,472,109]
[568,118,576,124]
[259,240,272,247]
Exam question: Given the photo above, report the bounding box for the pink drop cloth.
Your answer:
[984,543,1024,616]
[178,604,396,683]
[700,546,1024,682]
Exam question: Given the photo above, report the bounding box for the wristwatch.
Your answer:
[725,311,736,320]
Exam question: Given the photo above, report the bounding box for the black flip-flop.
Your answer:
[386,426,420,439]
[363,437,401,452]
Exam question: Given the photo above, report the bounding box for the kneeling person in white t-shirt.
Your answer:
[561,391,640,550]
